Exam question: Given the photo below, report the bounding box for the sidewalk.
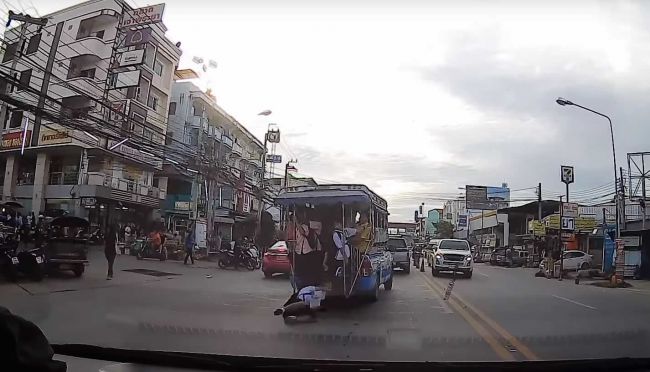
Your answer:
[1,247,225,296]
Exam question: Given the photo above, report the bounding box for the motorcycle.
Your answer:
[134,239,167,261]
[246,245,261,269]
[0,232,45,282]
[218,247,256,270]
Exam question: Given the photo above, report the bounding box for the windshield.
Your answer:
[387,239,408,251]
[3,0,650,368]
[438,240,470,251]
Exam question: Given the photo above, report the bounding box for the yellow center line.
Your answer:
[424,272,540,361]
[417,271,515,361]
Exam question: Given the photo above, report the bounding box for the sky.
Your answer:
[16,0,650,221]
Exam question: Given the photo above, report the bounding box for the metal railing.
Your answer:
[83,172,166,199]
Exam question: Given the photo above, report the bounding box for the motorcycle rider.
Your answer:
[233,237,243,269]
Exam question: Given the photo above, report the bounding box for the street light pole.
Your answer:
[556,97,620,238]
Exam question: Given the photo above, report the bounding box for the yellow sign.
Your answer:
[529,220,546,236]
[40,129,71,145]
[543,214,597,233]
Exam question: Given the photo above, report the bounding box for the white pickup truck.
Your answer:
[431,239,473,278]
[387,236,411,274]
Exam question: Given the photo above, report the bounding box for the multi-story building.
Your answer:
[0,0,181,229]
[162,80,264,242]
[425,208,442,237]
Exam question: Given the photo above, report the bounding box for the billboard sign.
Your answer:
[109,100,129,122]
[529,220,546,236]
[466,185,510,210]
[265,154,282,163]
[40,129,71,145]
[122,4,165,28]
[123,28,152,47]
[561,165,575,184]
[561,216,575,231]
[113,70,141,89]
[457,214,468,228]
[1,130,31,150]
[118,49,145,67]
[266,130,280,143]
[562,202,579,218]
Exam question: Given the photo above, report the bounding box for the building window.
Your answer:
[147,93,159,111]
[17,69,32,91]
[134,77,150,105]
[49,158,79,185]
[9,110,23,128]
[143,43,156,69]
[78,68,95,79]
[168,102,176,115]
[2,42,18,63]
[154,59,163,75]
[143,128,153,141]
[26,34,41,55]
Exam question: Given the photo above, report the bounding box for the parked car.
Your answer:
[387,236,411,273]
[539,250,593,271]
[432,239,473,278]
[426,239,441,267]
[490,247,528,267]
[262,241,291,278]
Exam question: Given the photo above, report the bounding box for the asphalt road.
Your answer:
[2,248,650,363]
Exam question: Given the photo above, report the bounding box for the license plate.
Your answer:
[59,264,72,270]
[35,256,43,264]
[11,257,18,265]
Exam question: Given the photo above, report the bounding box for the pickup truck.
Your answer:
[431,239,473,278]
[387,236,411,274]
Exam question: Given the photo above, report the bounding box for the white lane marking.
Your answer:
[552,295,597,310]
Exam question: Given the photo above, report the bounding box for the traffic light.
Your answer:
[414,210,418,222]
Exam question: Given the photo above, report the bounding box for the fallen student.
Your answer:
[274,285,326,322]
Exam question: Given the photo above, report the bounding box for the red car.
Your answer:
[262,241,291,278]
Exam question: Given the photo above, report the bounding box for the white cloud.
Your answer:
[31,0,650,221]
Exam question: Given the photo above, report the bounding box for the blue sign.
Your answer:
[458,214,468,228]
[603,224,616,272]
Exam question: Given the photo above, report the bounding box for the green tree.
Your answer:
[434,220,454,239]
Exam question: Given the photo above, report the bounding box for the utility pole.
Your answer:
[283,159,297,189]
[31,21,63,146]
[559,195,564,281]
[0,11,48,129]
[537,182,542,221]
[620,166,626,232]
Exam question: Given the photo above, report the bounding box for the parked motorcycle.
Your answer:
[0,202,45,281]
[246,245,261,269]
[218,247,256,270]
[134,239,167,261]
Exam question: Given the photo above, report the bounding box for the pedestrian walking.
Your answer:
[104,225,117,280]
[214,230,222,257]
[184,229,195,265]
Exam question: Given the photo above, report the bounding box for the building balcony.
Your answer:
[64,38,113,60]
[163,193,192,212]
[83,172,166,200]
[232,142,243,157]
[221,135,233,148]
[52,76,104,99]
